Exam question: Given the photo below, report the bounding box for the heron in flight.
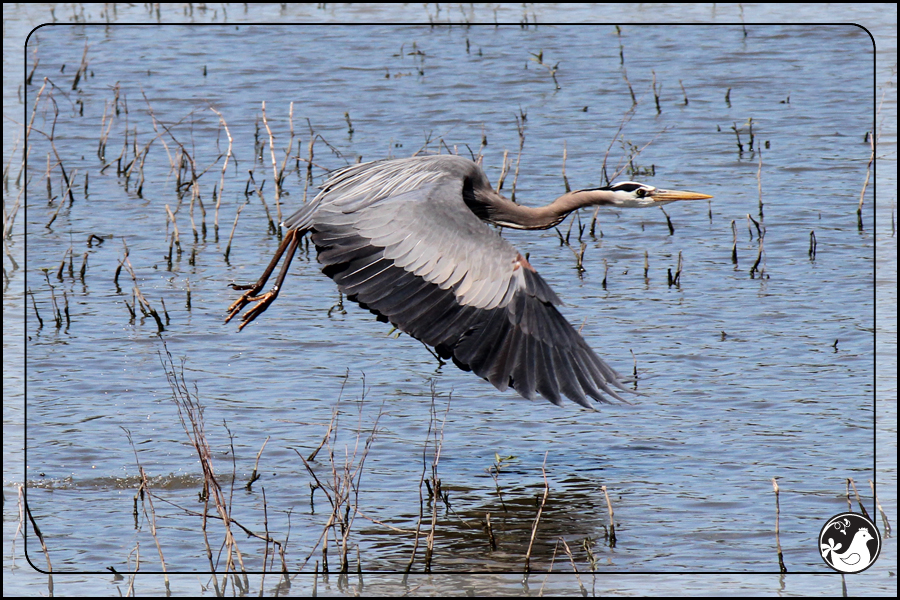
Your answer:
[227,155,711,408]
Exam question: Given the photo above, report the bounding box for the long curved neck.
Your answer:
[475,188,615,230]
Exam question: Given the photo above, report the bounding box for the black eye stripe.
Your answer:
[578,182,651,194]
[609,182,645,193]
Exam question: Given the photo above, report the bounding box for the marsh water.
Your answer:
[4,4,896,596]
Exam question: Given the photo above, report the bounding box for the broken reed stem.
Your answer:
[483,512,497,550]
[46,168,77,228]
[45,153,52,199]
[731,220,738,264]
[652,70,661,114]
[165,204,182,256]
[248,171,276,233]
[224,200,249,261]
[71,40,89,91]
[747,213,762,240]
[10,485,24,566]
[809,230,817,260]
[772,478,787,573]
[246,436,270,490]
[279,102,296,206]
[124,426,170,591]
[189,183,200,242]
[260,101,283,225]
[630,349,638,381]
[62,290,70,328]
[673,250,683,286]
[27,288,43,329]
[660,206,674,235]
[4,179,23,242]
[750,236,764,279]
[116,242,164,331]
[560,538,587,595]
[510,110,526,202]
[756,148,764,219]
[561,141,570,193]
[858,127,874,230]
[55,246,71,280]
[731,121,744,154]
[496,149,510,193]
[210,106,234,235]
[621,66,636,106]
[26,78,48,145]
[746,213,765,278]
[868,479,892,537]
[590,206,601,238]
[537,539,562,594]
[125,543,139,596]
[601,485,617,547]
[847,478,871,521]
[424,385,450,573]
[44,273,63,329]
[303,119,317,204]
[524,451,550,574]
[601,258,608,290]
[307,409,338,462]
[24,497,53,573]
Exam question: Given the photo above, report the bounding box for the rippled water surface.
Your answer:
[4,4,896,597]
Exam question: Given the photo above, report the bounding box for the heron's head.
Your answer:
[596,181,713,208]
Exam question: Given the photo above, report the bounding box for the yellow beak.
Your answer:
[651,189,714,202]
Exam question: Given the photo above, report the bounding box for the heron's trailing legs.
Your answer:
[225,228,302,330]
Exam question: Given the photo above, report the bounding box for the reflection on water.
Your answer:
[4,3,895,597]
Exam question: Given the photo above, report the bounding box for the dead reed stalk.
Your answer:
[772,478,786,573]
[123,427,170,593]
[601,485,617,547]
[261,101,293,226]
[159,345,249,588]
[510,109,527,202]
[523,451,550,574]
[847,478,871,520]
[868,479,892,537]
[406,383,450,575]
[210,106,235,236]
[295,383,383,578]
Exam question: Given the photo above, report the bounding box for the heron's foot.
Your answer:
[229,289,278,331]
[225,283,266,325]
[226,290,254,323]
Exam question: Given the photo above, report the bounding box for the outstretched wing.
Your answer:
[285,156,630,408]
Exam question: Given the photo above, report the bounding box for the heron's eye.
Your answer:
[635,189,647,198]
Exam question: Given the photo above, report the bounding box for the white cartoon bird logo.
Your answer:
[821,527,874,573]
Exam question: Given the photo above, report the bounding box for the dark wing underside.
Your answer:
[287,156,630,408]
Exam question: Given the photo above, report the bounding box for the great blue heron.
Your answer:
[227,155,711,408]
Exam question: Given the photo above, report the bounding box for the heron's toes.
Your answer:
[225,295,251,323]
[235,290,277,330]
